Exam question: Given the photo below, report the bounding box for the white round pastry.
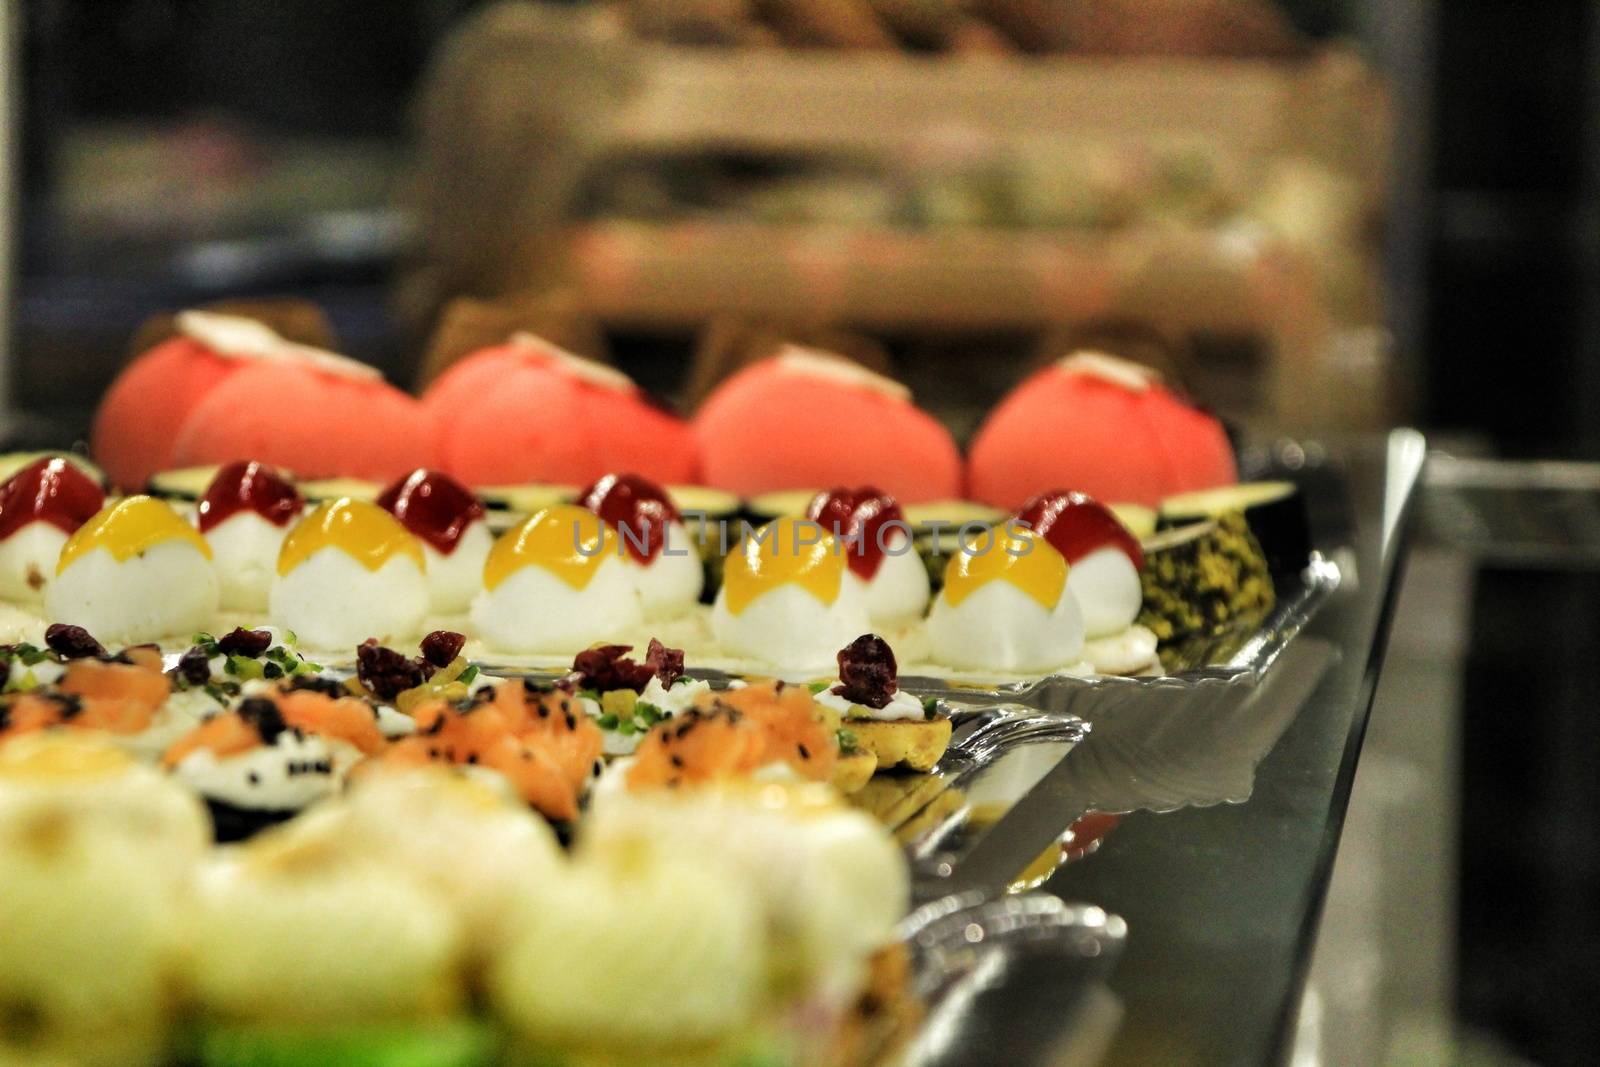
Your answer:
[421,519,493,615]
[268,499,429,651]
[1066,544,1144,639]
[587,782,908,1002]
[488,837,763,1047]
[185,830,463,1022]
[329,766,566,952]
[0,736,207,1045]
[203,510,291,613]
[629,519,704,620]
[45,496,219,645]
[711,518,871,674]
[927,528,1085,673]
[851,531,930,626]
[471,505,643,656]
[271,549,428,651]
[0,522,68,603]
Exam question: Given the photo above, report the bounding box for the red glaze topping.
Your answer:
[1015,490,1143,569]
[805,486,907,581]
[376,469,486,556]
[576,473,681,565]
[0,458,106,541]
[197,461,303,534]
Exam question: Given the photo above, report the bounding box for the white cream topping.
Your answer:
[637,675,711,715]
[177,310,382,382]
[170,733,361,810]
[374,703,418,738]
[814,686,925,722]
[775,345,911,401]
[1081,624,1161,676]
[1054,350,1160,392]
[509,332,635,392]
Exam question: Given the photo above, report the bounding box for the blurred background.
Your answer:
[5,0,1600,1063]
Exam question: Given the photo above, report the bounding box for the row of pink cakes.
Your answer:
[90,310,1238,509]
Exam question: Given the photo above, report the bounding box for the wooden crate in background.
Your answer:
[408,3,1391,431]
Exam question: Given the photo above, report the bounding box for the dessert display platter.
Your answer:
[0,311,1348,1067]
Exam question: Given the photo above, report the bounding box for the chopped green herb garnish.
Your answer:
[596,714,620,731]
[836,728,859,754]
[226,655,265,681]
[807,681,830,694]
[14,644,48,667]
[457,665,480,687]
[921,697,939,720]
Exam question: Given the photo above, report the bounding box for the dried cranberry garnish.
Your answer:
[44,623,105,660]
[420,630,466,670]
[644,638,685,688]
[571,643,655,694]
[217,627,273,658]
[356,638,427,701]
[832,633,899,710]
[176,647,212,686]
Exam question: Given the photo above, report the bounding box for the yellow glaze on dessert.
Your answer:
[483,504,614,592]
[0,733,134,781]
[941,527,1067,612]
[57,495,211,574]
[722,517,846,616]
[277,498,424,576]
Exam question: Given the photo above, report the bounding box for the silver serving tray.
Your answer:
[895,555,1340,718]
[893,891,1127,1067]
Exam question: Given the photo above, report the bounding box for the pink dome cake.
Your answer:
[171,354,435,483]
[967,352,1236,510]
[423,333,698,487]
[90,311,288,490]
[692,346,961,505]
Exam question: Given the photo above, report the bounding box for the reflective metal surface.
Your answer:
[896,891,1127,1067]
[1034,430,1425,1065]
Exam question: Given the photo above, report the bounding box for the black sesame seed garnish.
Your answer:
[286,675,345,698]
[51,693,85,721]
[237,698,287,745]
